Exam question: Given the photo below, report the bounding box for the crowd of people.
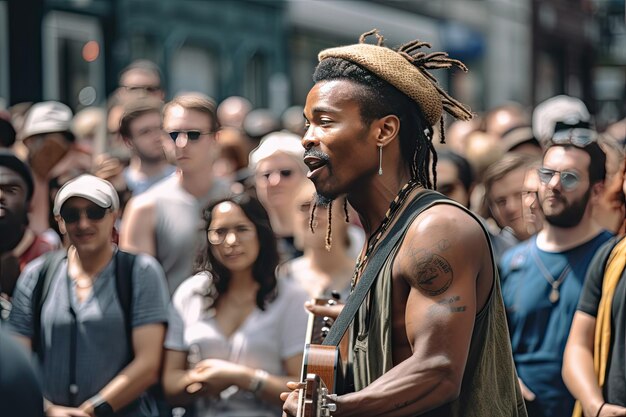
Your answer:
[0,29,625,417]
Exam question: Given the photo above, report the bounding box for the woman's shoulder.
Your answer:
[172,272,212,304]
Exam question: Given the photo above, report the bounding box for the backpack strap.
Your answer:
[115,250,137,362]
[32,250,67,359]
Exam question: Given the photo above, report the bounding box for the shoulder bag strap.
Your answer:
[323,191,447,347]
[115,250,137,362]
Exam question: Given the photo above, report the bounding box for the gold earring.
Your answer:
[378,144,383,176]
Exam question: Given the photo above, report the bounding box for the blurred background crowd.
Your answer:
[0,1,626,417]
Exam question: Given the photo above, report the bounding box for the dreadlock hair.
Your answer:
[194,194,279,312]
[313,57,436,190]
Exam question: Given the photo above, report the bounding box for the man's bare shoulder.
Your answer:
[394,202,489,294]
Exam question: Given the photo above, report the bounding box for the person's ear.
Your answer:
[591,181,605,204]
[374,114,400,148]
[56,216,67,235]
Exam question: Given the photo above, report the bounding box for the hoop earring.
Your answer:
[378,144,383,176]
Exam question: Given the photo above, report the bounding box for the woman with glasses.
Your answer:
[162,194,308,416]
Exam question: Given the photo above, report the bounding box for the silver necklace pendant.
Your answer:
[549,287,560,303]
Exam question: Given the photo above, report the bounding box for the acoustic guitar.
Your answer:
[296,297,345,417]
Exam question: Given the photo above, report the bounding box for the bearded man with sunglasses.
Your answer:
[120,94,231,295]
[9,174,170,417]
[499,127,613,417]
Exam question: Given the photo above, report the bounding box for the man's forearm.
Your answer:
[563,344,604,416]
[333,360,459,417]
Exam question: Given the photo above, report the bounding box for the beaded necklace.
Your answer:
[351,179,421,288]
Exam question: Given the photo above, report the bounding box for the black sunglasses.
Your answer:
[60,205,109,224]
[258,169,294,181]
[168,131,213,141]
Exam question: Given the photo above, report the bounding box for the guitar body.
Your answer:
[302,344,342,394]
[296,298,344,416]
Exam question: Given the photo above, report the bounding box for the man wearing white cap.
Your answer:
[9,174,169,417]
[249,131,308,261]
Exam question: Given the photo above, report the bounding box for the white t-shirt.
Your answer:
[165,272,309,416]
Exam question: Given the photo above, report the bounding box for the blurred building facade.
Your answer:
[1,0,624,126]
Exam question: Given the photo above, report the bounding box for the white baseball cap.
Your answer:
[53,174,120,216]
[21,101,73,140]
[249,131,305,170]
[532,95,591,144]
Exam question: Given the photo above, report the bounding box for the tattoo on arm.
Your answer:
[436,295,467,312]
[427,295,467,317]
[394,398,419,410]
[411,253,454,296]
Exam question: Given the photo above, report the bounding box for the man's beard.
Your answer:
[543,188,591,228]
[137,148,166,164]
[0,209,27,253]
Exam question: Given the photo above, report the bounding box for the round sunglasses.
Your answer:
[537,167,581,191]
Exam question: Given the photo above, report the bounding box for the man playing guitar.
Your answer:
[281,30,526,417]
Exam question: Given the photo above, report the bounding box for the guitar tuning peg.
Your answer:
[331,290,341,300]
[323,316,334,326]
[321,326,330,336]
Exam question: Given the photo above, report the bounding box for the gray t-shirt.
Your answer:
[9,250,169,416]
[165,272,309,416]
[140,175,231,294]
[123,164,176,196]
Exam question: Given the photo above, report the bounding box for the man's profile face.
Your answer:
[302,80,378,201]
[538,146,592,228]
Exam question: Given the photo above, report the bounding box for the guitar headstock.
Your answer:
[298,373,337,417]
[308,296,340,345]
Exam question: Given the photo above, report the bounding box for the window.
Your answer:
[42,11,105,109]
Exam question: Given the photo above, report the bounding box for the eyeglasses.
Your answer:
[551,128,597,148]
[537,167,581,191]
[167,131,214,141]
[207,225,256,245]
[60,205,110,224]
[122,85,161,93]
[256,169,294,182]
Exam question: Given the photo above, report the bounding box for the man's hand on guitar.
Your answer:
[281,380,303,417]
[305,299,344,320]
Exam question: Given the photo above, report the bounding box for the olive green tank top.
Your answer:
[350,197,527,416]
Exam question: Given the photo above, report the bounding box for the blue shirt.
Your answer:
[499,231,613,417]
[9,250,169,416]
